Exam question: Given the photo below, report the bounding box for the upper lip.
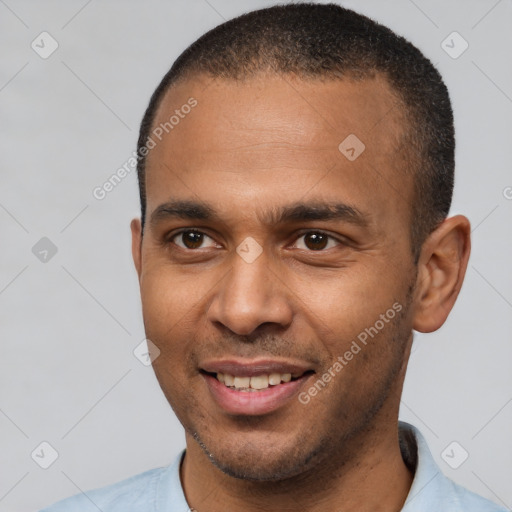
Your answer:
[200,358,314,378]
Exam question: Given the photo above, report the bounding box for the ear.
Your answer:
[412,215,471,333]
[130,218,143,280]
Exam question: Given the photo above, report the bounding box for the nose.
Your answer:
[206,244,294,336]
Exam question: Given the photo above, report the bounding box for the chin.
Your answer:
[210,453,314,482]
[193,430,323,482]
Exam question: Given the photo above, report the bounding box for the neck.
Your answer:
[181,417,413,512]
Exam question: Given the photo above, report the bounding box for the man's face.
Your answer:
[133,74,418,480]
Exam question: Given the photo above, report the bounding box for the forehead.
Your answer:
[152,73,404,153]
[144,73,412,232]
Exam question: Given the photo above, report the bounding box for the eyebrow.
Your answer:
[149,198,369,229]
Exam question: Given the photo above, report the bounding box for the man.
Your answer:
[41,3,506,511]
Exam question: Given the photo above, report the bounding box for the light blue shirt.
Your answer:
[40,422,507,511]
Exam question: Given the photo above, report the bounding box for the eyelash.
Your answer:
[166,228,345,252]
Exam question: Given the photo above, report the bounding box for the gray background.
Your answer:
[1,0,511,510]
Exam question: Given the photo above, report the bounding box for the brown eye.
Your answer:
[171,230,216,250]
[303,232,328,250]
[294,231,340,251]
[182,231,203,249]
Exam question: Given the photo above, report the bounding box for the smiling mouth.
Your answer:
[202,370,314,392]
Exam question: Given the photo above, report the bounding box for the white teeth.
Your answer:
[233,376,250,389]
[216,372,298,390]
[268,373,281,385]
[250,375,269,389]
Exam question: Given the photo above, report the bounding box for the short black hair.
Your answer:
[136,3,454,259]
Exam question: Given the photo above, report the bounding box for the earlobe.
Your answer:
[412,215,471,333]
[130,218,143,280]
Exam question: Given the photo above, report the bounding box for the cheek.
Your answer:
[139,271,196,371]
[140,263,210,329]
[293,266,401,337]
[297,272,411,389]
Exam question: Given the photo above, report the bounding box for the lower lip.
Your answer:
[202,373,312,416]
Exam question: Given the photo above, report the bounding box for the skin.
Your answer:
[131,73,471,512]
